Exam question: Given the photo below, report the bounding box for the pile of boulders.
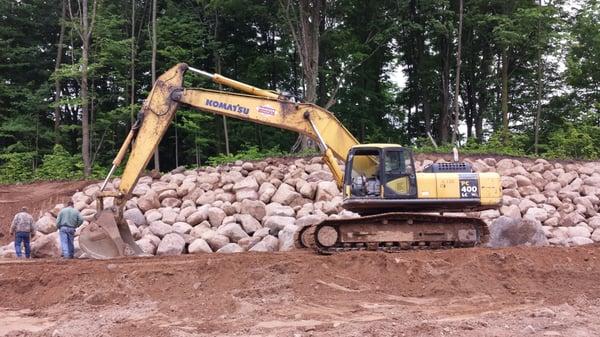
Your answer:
[1,155,599,258]
[476,157,600,247]
[1,157,358,258]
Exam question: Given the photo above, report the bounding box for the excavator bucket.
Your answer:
[79,209,143,259]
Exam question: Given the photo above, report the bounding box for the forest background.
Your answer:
[0,0,598,183]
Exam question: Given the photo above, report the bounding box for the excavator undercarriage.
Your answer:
[294,213,490,254]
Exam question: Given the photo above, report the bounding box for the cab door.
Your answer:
[382,148,417,199]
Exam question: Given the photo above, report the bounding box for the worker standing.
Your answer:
[56,201,83,259]
[10,207,36,258]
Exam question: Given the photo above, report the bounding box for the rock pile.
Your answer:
[1,157,357,258]
[1,155,599,258]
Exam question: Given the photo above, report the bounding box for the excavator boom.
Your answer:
[80,63,359,258]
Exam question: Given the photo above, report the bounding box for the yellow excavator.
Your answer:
[79,63,502,258]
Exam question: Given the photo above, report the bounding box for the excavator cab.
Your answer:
[344,144,417,202]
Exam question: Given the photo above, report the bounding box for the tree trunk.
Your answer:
[464,78,475,139]
[438,37,451,144]
[534,0,543,155]
[130,0,135,125]
[281,0,324,151]
[80,0,92,178]
[214,10,229,155]
[451,0,463,145]
[53,0,66,144]
[151,0,160,171]
[501,49,509,142]
[423,100,432,135]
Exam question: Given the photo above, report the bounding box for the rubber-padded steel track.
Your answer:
[296,212,489,255]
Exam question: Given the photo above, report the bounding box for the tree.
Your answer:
[566,0,600,120]
[68,0,99,177]
[280,0,324,150]
[451,0,463,145]
[53,0,67,144]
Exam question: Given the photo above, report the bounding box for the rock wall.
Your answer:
[2,155,598,258]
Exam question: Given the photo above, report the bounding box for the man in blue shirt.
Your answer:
[56,201,83,259]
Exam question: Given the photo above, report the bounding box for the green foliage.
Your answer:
[546,125,600,160]
[414,132,529,157]
[0,152,35,184]
[206,145,318,166]
[34,145,84,181]
[206,145,286,166]
[0,0,598,184]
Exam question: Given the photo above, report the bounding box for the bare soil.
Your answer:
[0,181,92,244]
[1,246,600,337]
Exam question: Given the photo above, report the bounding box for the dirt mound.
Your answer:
[0,180,91,244]
[1,246,600,336]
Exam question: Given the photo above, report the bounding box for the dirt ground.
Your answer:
[2,170,600,337]
[1,246,600,337]
[0,181,92,244]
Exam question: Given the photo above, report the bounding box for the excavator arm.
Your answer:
[80,63,360,258]
[118,63,360,196]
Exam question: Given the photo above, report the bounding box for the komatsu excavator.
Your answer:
[79,63,502,258]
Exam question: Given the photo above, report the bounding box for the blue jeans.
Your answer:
[14,231,31,258]
[59,226,76,258]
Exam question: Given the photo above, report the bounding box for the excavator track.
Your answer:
[294,212,489,254]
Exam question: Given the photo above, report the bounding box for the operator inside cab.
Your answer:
[347,146,416,199]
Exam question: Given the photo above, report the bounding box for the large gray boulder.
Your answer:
[488,216,548,247]
[238,236,262,251]
[161,208,178,225]
[216,243,244,253]
[235,189,259,201]
[278,224,299,251]
[249,235,279,252]
[31,232,61,258]
[271,183,302,205]
[263,216,296,235]
[203,232,230,251]
[172,222,193,235]
[138,193,160,213]
[136,237,157,255]
[190,222,211,238]
[207,207,226,227]
[145,209,162,223]
[149,221,173,238]
[216,222,249,242]
[233,176,259,192]
[124,208,146,227]
[35,214,57,234]
[500,205,522,219]
[235,214,262,234]
[296,214,326,228]
[240,199,266,221]
[188,239,213,254]
[258,182,277,204]
[156,233,185,256]
[187,207,209,225]
[265,203,295,217]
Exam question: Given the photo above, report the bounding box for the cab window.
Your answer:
[384,150,413,176]
[383,149,415,196]
[349,149,381,197]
